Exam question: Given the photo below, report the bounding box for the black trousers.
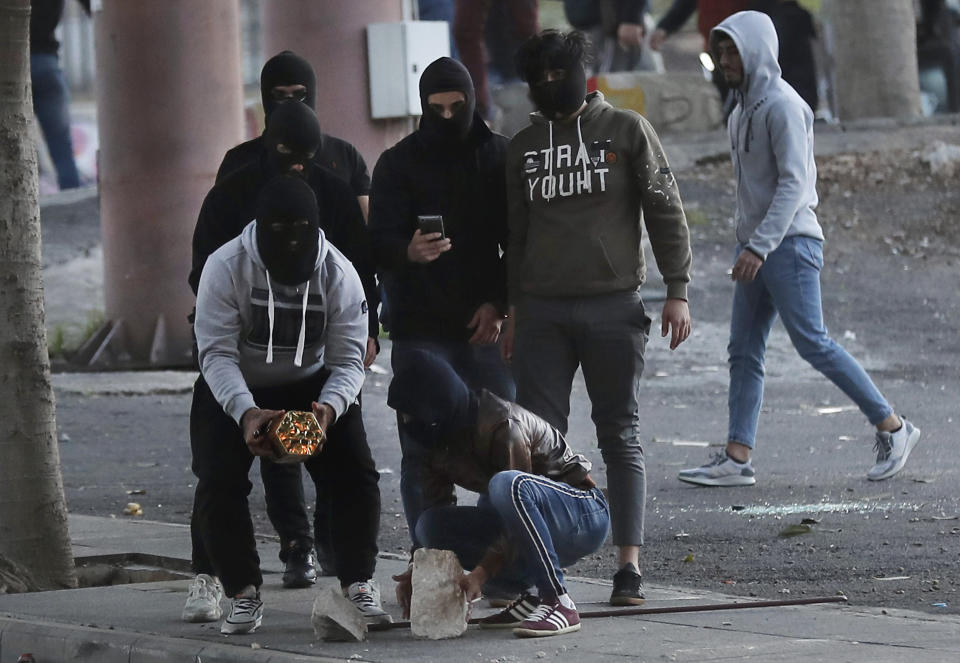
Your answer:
[189,374,380,596]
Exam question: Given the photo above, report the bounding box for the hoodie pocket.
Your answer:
[597,235,623,280]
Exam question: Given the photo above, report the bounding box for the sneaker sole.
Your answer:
[678,474,756,487]
[282,575,317,589]
[514,622,581,637]
[181,608,221,623]
[610,595,645,606]
[362,613,394,625]
[220,615,262,634]
[868,426,921,481]
[479,620,523,629]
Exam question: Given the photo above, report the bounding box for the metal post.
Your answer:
[92,0,244,366]
[262,0,412,169]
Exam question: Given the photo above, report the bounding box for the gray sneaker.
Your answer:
[181,573,224,623]
[678,451,756,487]
[220,587,263,635]
[344,579,393,625]
[868,417,920,481]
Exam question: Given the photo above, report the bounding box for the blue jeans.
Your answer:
[31,53,81,190]
[417,470,609,598]
[728,236,892,448]
[513,290,651,547]
[391,338,514,548]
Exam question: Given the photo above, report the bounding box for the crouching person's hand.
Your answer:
[241,407,285,456]
[458,566,488,603]
[393,563,413,619]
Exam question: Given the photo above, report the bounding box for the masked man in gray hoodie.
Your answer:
[186,175,389,634]
[678,11,920,488]
[503,29,693,607]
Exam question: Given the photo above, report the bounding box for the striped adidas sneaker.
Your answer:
[478,593,540,629]
[513,598,581,638]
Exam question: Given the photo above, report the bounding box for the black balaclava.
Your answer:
[418,57,477,144]
[260,50,317,120]
[529,56,587,120]
[387,350,479,443]
[255,174,321,286]
[263,100,322,178]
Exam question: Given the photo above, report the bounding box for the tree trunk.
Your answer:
[825,0,922,120]
[0,0,77,590]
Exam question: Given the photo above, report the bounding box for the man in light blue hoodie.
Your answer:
[678,11,920,487]
[185,175,390,634]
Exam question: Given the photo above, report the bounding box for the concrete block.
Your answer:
[311,586,366,642]
[410,548,467,640]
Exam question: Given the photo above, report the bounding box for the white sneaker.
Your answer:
[868,417,921,481]
[220,586,263,634]
[344,579,392,625]
[678,451,756,487]
[181,574,224,623]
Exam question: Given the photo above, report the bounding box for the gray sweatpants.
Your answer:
[512,289,651,546]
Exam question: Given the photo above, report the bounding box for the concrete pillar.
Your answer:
[94,0,244,366]
[262,0,412,169]
[825,0,922,120]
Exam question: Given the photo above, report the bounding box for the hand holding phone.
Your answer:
[408,214,452,263]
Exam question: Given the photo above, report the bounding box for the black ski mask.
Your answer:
[529,62,587,120]
[255,175,321,286]
[260,50,317,120]
[263,101,322,178]
[387,350,478,443]
[418,57,477,144]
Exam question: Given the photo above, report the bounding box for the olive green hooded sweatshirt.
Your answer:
[506,91,691,303]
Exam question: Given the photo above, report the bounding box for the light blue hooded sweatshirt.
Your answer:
[711,11,823,260]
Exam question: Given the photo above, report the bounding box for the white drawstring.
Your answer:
[265,271,275,364]
[294,281,309,367]
[575,115,590,183]
[546,121,555,201]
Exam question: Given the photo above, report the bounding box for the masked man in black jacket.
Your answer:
[368,57,515,568]
[216,50,372,219]
[189,100,379,587]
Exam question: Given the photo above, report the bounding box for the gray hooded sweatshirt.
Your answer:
[195,221,368,425]
[711,11,823,259]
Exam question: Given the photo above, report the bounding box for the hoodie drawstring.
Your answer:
[546,121,555,201]
[264,269,310,368]
[294,281,309,367]
[575,114,590,185]
[265,271,276,364]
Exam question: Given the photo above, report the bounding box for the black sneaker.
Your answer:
[282,545,318,588]
[478,593,541,629]
[610,563,645,606]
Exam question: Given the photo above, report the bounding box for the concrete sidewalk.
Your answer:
[1,516,957,662]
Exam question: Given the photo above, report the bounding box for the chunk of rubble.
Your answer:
[410,548,468,639]
[312,586,367,642]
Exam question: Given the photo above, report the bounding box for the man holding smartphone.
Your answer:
[368,57,515,578]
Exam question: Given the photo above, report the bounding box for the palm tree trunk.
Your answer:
[0,0,77,590]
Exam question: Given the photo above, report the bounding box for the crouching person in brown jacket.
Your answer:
[390,351,609,638]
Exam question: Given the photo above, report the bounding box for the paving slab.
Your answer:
[2,516,958,662]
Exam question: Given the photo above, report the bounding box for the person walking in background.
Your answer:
[30,0,88,190]
[453,0,538,120]
[677,11,920,488]
[504,30,693,607]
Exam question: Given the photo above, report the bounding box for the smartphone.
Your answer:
[417,214,445,239]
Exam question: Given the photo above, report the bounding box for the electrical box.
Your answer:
[367,21,451,119]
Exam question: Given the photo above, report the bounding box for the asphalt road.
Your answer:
[43,126,960,616]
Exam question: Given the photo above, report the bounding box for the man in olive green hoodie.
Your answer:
[501,29,693,606]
